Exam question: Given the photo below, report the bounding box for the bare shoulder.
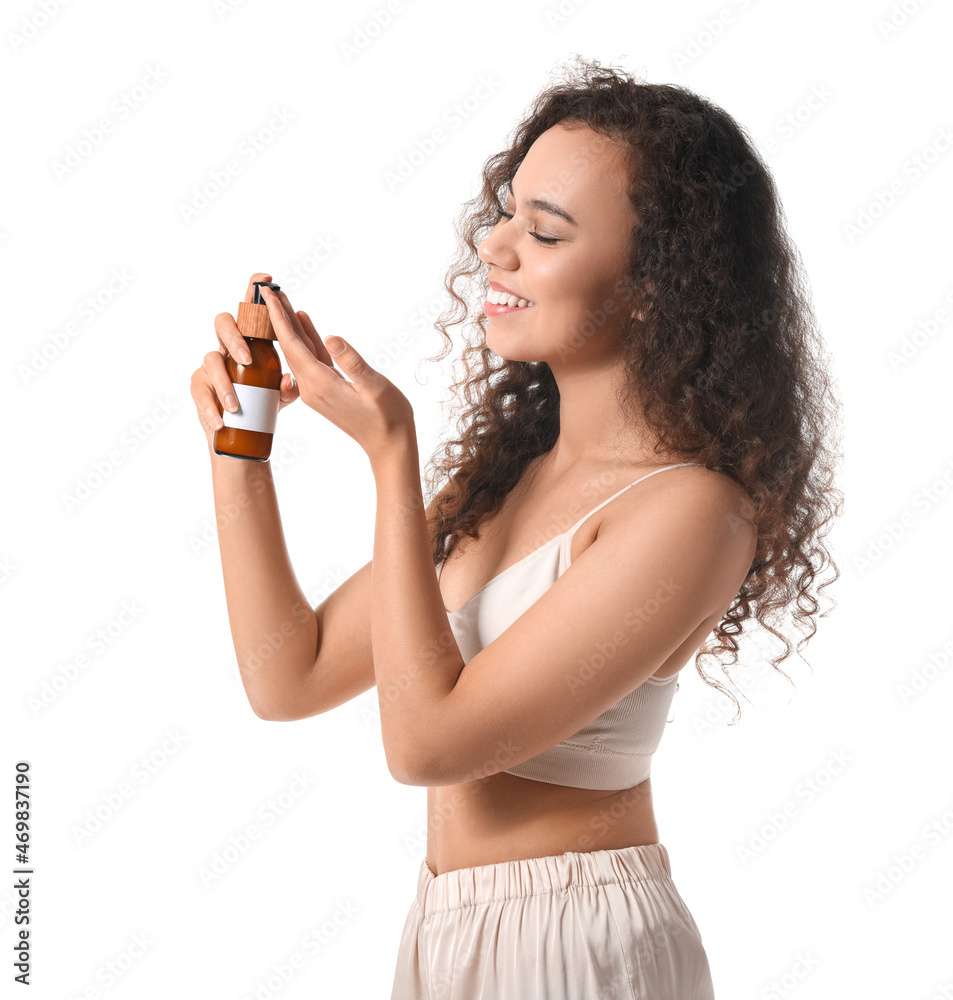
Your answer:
[600,463,759,577]
[650,463,753,516]
[670,464,756,521]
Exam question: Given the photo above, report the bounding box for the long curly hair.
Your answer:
[416,55,844,723]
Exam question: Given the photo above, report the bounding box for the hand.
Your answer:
[257,284,416,462]
[189,272,310,451]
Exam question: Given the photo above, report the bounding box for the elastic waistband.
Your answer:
[416,843,672,920]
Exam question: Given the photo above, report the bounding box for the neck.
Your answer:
[541,354,676,476]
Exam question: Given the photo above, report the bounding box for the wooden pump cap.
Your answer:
[236,301,277,341]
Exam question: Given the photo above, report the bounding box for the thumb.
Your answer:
[325,336,372,380]
[278,372,298,404]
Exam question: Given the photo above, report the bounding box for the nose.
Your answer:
[477,218,518,269]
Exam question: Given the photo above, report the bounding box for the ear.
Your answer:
[629,285,651,322]
[614,274,647,322]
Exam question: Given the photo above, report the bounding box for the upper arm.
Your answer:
[290,556,377,719]
[277,493,446,721]
[409,473,758,785]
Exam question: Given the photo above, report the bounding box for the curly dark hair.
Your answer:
[415,54,844,723]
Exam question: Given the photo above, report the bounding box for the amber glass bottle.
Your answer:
[212,281,283,462]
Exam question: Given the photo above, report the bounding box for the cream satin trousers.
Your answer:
[390,842,715,999]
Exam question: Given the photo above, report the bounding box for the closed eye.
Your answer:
[493,206,560,245]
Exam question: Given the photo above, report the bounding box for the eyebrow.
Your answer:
[507,177,578,227]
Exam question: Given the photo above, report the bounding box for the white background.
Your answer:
[3,0,952,997]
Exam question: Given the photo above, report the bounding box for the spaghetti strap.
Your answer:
[565,462,707,538]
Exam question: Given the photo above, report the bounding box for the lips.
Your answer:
[488,279,527,300]
[487,281,531,302]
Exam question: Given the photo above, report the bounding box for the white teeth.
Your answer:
[488,288,534,307]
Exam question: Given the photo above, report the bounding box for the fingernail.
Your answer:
[225,393,239,411]
[240,349,253,364]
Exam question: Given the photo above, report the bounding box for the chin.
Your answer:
[486,340,543,364]
[485,326,542,364]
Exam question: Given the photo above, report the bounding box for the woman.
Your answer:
[191,56,842,1000]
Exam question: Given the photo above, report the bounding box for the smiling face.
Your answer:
[477,122,638,365]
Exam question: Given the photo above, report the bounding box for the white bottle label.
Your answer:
[222,382,280,435]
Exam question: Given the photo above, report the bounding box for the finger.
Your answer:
[273,288,310,348]
[296,310,337,369]
[258,284,333,388]
[278,372,299,401]
[194,380,225,432]
[213,311,253,365]
[202,349,241,413]
[243,275,309,353]
[323,335,374,382]
[245,272,273,303]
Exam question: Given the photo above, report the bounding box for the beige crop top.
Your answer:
[436,463,707,791]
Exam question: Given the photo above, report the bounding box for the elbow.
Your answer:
[385,748,426,786]
[250,703,283,722]
[383,736,441,786]
[387,762,425,786]
[249,697,302,722]
[385,740,459,787]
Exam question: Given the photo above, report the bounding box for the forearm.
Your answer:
[209,445,317,718]
[369,432,464,778]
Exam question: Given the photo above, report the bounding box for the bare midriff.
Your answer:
[424,618,720,876]
[426,456,738,877]
[425,772,661,877]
